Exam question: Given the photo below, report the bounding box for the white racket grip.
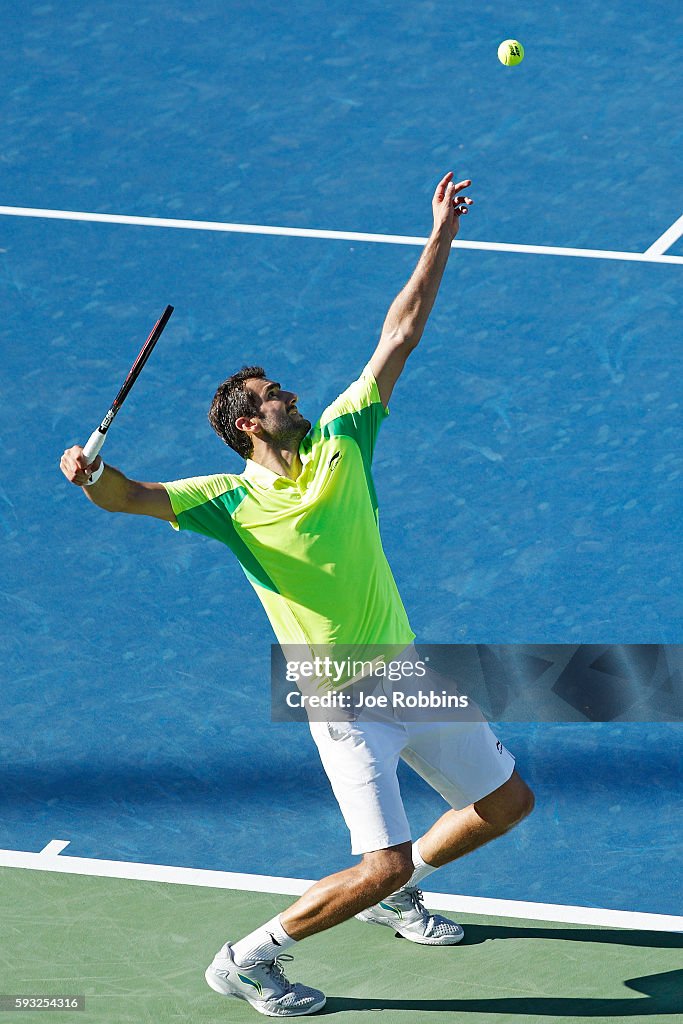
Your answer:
[82,428,107,463]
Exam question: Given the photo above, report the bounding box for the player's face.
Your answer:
[248,378,311,446]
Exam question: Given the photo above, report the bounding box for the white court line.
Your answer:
[39,839,71,856]
[645,211,683,256]
[1,204,683,265]
[1,843,681,933]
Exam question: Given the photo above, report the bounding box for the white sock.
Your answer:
[231,914,296,966]
[405,839,437,888]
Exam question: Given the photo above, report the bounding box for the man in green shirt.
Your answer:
[61,173,534,1017]
[162,361,415,660]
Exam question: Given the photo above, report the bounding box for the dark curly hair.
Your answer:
[208,365,266,459]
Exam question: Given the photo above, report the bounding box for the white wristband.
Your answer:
[85,460,105,486]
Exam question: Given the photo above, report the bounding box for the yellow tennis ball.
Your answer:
[498,39,524,66]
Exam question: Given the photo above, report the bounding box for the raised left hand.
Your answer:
[432,171,473,240]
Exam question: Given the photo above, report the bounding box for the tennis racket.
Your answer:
[82,305,174,462]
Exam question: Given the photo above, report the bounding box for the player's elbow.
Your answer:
[379,323,421,357]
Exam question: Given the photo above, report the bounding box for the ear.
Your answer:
[235,415,261,437]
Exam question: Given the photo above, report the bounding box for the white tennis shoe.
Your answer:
[205,942,326,1017]
[355,886,465,945]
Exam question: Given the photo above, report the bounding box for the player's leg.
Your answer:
[280,840,413,937]
[398,712,534,871]
[205,715,414,1014]
[205,843,413,1016]
[394,653,534,869]
[356,712,533,944]
[416,768,535,868]
[307,714,467,946]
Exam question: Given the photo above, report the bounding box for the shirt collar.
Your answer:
[242,442,313,488]
[242,459,281,486]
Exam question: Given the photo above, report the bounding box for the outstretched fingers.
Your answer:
[449,179,473,215]
[434,170,454,202]
[435,173,473,208]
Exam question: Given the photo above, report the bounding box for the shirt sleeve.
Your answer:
[161,474,237,536]
[315,363,389,465]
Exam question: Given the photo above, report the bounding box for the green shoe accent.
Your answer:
[237,974,263,997]
[379,901,403,920]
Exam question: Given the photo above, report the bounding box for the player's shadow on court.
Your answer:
[457,921,683,949]
[321,929,683,1015]
[321,968,682,1017]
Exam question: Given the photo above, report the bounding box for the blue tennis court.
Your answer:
[1,2,681,1018]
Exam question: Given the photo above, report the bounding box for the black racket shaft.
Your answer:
[82,304,174,462]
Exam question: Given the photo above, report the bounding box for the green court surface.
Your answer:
[2,867,681,1023]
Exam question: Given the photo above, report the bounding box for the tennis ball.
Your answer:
[498,39,524,66]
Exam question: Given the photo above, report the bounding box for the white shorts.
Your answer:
[308,656,515,855]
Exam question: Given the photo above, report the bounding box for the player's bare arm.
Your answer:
[370,171,473,407]
[60,446,175,522]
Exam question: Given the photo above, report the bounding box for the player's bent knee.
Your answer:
[475,773,535,830]
[506,784,534,828]
[507,778,534,826]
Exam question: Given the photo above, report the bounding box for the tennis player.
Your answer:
[61,172,534,1017]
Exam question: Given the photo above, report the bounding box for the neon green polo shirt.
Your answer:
[162,365,415,662]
